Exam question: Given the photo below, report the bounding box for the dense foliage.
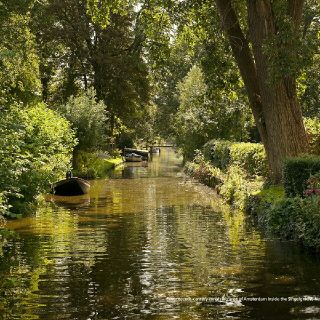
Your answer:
[283,156,320,197]
[0,103,76,216]
[304,117,320,155]
[73,151,123,179]
[248,192,320,250]
[0,0,320,221]
[267,197,320,248]
[58,89,108,151]
[203,140,267,177]
[174,66,255,159]
[185,140,266,209]
[0,9,41,105]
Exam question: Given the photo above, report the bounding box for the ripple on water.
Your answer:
[2,149,320,319]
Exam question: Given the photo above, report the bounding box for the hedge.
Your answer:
[283,156,320,197]
[202,140,231,170]
[202,140,267,177]
[267,196,320,249]
[229,143,267,177]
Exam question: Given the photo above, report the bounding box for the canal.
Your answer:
[1,148,320,319]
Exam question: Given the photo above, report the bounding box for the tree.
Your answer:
[214,0,316,182]
[31,0,150,137]
[299,55,320,117]
[175,65,254,159]
[58,89,108,151]
[0,7,41,106]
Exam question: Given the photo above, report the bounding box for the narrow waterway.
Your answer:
[1,149,320,320]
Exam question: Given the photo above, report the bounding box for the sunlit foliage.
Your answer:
[58,89,108,151]
[0,103,76,216]
[174,65,254,159]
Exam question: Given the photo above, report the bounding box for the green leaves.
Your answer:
[86,0,132,28]
[0,102,76,216]
[58,88,108,151]
[0,12,41,105]
[261,0,319,83]
[174,65,255,159]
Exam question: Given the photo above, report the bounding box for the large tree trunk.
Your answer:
[216,0,308,183]
[247,0,308,182]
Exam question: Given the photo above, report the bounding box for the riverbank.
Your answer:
[184,140,320,251]
[73,151,124,179]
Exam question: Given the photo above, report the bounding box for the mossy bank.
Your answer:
[73,151,124,179]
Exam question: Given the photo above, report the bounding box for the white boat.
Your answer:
[124,153,143,162]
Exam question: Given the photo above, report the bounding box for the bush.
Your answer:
[283,155,320,197]
[184,151,223,188]
[0,192,9,219]
[73,151,123,179]
[202,139,268,177]
[0,102,76,215]
[267,196,320,249]
[58,88,108,151]
[203,140,232,170]
[219,165,264,210]
[229,142,267,177]
[246,185,285,224]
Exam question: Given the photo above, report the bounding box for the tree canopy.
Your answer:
[1,0,320,216]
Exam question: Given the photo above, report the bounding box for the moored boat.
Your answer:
[53,177,90,196]
[124,153,143,162]
[123,148,149,160]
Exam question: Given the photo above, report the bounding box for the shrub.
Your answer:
[219,165,264,210]
[267,196,320,249]
[0,102,76,215]
[304,173,320,196]
[184,151,223,188]
[202,140,232,170]
[283,155,320,197]
[58,88,108,151]
[202,139,268,177]
[73,151,123,179]
[0,192,9,219]
[229,142,267,177]
[267,197,306,240]
[246,185,285,224]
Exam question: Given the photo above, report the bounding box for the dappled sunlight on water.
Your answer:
[1,149,320,319]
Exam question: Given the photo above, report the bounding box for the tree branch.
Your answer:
[215,0,268,144]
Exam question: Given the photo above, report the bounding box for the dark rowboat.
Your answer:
[53,177,90,196]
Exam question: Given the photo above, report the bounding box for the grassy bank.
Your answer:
[185,140,320,251]
[73,151,124,179]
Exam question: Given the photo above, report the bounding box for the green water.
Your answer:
[1,149,320,319]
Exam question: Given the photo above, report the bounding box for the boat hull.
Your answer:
[53,177,90,196]
[123,148,149,160]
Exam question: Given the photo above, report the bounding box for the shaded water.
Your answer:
[1,149,320,319]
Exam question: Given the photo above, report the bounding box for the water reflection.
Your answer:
[1,148,320,319]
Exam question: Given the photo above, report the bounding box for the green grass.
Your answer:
[74,151,124,179]
[105,158,124,167]
[246,185,285,221]
[253,185,285,204]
